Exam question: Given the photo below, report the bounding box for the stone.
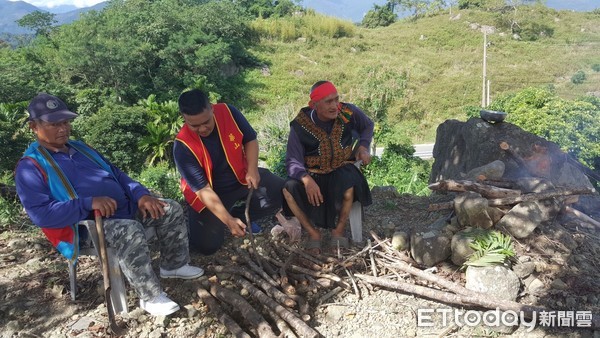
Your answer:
[527,278,545,296]
[450,227,490,266]
[391,231,409,251]
[465,265,521,301]
[454,192,493,229]
[512,261,536,279]
[464,160,505,180]
[410,229,452,267]
[550,278,569,290]
[496,201,542,238]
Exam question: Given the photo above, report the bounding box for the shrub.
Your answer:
[361,4,396,28]
[0,173,28,230]
[0,102,32,173]
[592,64,600,72]
[491,87,600,170]
[72,104,149,175]
[571,70,586,84]
[362,142,431,196]
[135,162,183,203]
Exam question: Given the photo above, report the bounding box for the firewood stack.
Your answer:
[196,231,600,336]
[427,141,599,235]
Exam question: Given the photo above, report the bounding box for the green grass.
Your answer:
[243,8,600,143]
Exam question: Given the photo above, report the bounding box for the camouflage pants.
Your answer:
[102,199,189,301]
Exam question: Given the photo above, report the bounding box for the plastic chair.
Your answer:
[350,161,364,243]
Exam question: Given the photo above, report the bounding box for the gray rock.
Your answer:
[465,265,521,301]
[70,316,94,331]
[496,201,542,238]
[516,177,555,193]
[391,231,409,251]
[550,278,569,290]
[410,228,452,267]
[450,227,490,266]
[512,261,536,278]
[454,192,493,229]
[7,239,28,250]
[464,160,505,180]
[527,278,545,296]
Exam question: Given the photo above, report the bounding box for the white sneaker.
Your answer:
[140,293,180,316]
[160,264,204,279]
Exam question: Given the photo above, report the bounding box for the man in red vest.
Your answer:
[173,89,284,254]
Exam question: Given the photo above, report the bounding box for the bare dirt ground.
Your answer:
[1,189,600,338]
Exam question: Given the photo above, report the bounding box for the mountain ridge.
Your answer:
[2,0,599,35]
[0,0,107,35]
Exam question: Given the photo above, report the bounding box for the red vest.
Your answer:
[176,103,248,212]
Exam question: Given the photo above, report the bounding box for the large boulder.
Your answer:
[429,118,594,191]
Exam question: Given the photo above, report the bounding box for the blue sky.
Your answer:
[11,0,104,8]
[11,0,600,11]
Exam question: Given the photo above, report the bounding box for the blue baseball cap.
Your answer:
[27,93,78,122]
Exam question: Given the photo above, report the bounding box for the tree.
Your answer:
[17,11,57,36]
[44,0,254,104]
[362,4,397,28]
[353,66,407,153]
[389,0,447,20]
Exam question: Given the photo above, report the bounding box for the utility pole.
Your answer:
[487,79,490,106]
[481,32,487,108]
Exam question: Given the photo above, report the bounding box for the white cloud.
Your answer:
[10,0,105,8]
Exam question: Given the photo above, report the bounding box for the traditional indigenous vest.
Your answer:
[176,103,248,212]
[291,103,356,174]
[20,140,116,261]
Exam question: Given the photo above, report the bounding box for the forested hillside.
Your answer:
[1,0,599,200]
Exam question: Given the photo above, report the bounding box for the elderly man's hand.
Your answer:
[356,146,371,165]
[138,195,167,220]
[92,196,117,218]
[302,174,323,207]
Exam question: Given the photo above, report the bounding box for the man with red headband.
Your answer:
[282,81,374,252]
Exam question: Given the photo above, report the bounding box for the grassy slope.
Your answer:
[243,8,600,143]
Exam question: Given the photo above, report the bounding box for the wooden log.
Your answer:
[209,283,278,338]
[280,252,297,295]
[478,179,518,189]
[564,206,600,228]
[262,305,298,338]
[429,187,596,211]
[355,274,546,319]
[279,242,333,265]
[235,277,320,338]
[237,248,280,287]
[262,255,350,289]
[197,288,251,338]
[207,265,296,308]
[428,179,522,198]
[487,187,595,206]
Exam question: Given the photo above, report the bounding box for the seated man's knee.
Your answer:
[344,186,354,200]
[162,199,183,216]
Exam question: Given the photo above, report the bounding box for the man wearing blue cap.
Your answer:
[15,93,203,316]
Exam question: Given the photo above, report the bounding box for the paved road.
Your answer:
[374,143,434,159]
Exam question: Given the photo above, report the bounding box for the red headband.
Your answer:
[309,82,337,107]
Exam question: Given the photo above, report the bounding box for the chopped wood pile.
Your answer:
[196,231,600,337]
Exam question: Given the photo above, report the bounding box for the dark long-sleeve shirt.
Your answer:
[285,103,374,180]
[15,144,150,228]
[173,104,257,194]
